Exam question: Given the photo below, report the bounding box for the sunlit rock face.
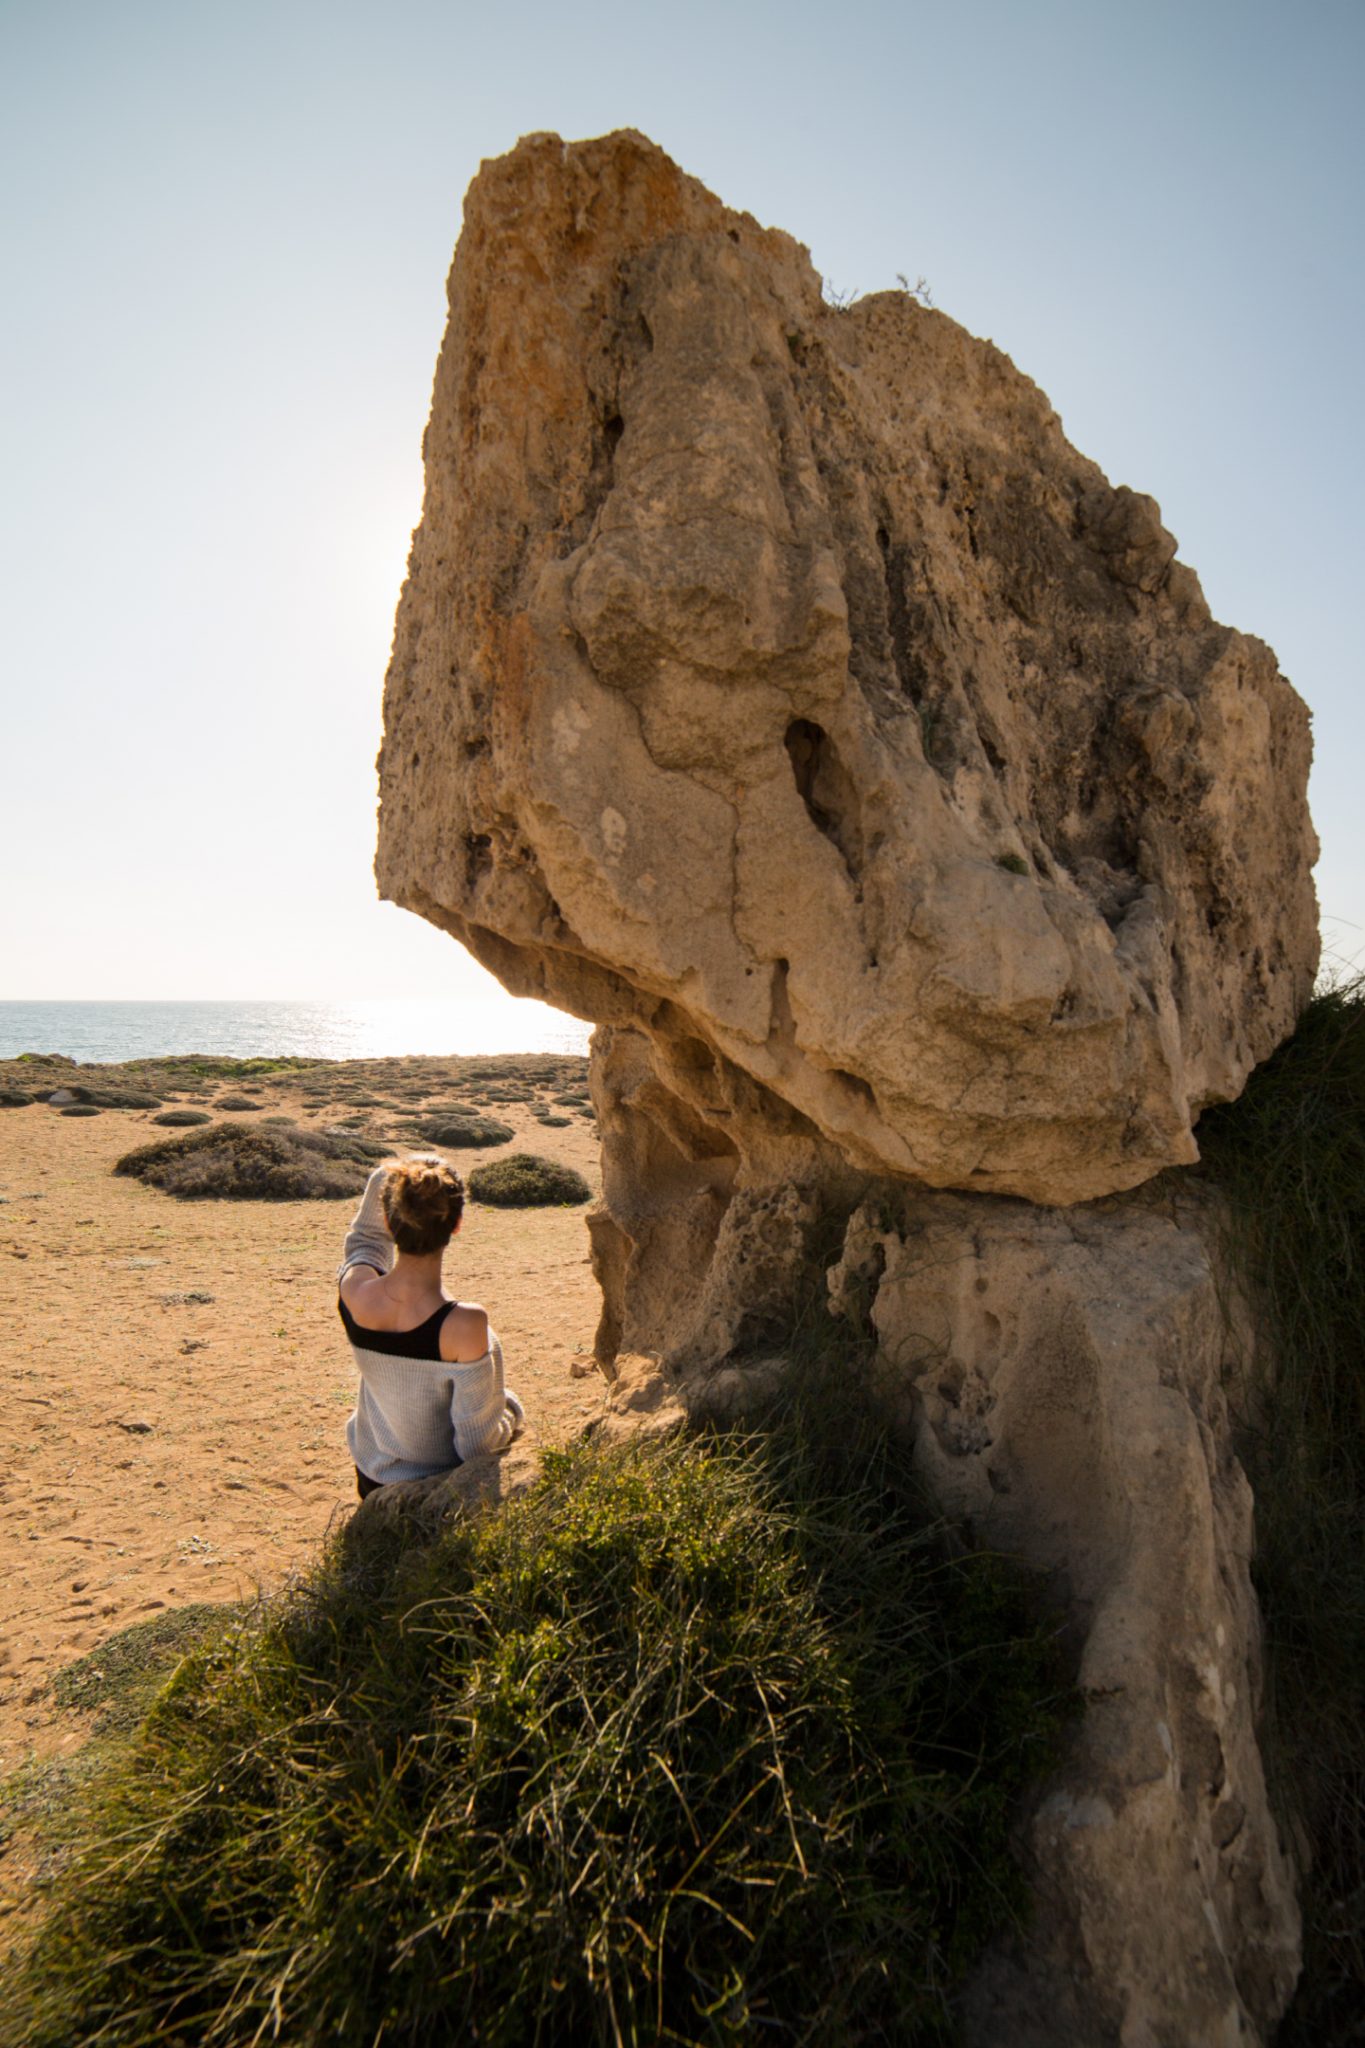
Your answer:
[378,127,1316,1247]
[378,130,1312,2044]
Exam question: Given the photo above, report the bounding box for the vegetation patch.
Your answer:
[0,1087,34,1106]
[113,1122,387,1202]
[1196,978,1365,2045]
[402,1111,515,1150]
[49,1605,245,1736]
[3,1405,1066,2048]
[469,1152,592,1206]
[214,1095,264,1112]
[65,1085,162,1109]
[59,1104,100,1118]
[150,1108,212,1128]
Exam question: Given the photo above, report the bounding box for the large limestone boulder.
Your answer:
[376,131,1311,2043]
[378,127,1317,1231]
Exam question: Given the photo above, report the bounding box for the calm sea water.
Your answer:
[0,1000,592,1065]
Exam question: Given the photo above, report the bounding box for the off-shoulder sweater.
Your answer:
[338,1167,524,1485]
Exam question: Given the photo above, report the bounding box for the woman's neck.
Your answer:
[390,1249,445,1291]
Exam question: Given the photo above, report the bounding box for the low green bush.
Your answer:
[214,1095,264,1112]
[403,1111,515,1149]
[0,1088,33,1107]
[150,1109,212,1128]
[52,1085,162,1109]
[534,1111,572,1127]
[4,1412,1066,2048]
[113,1123,387,1201]
[469,1152,591,1205]
[59,1105,100,1118]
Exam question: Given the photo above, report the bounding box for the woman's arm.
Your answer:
[449,1333,524,1460]
[337,1165,393,1284]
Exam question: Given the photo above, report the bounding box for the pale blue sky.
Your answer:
[3,0,1361,1002]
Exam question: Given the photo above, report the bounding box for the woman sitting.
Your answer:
[337,1154,523,1499]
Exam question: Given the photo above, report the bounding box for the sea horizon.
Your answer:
[0,998,592,1065]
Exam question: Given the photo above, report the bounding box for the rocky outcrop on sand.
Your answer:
[377,130,1315,2046]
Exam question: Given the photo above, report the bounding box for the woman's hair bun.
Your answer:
[380,1153,466,1256]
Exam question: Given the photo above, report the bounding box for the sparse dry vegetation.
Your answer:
[113,1122,387,1201]
[469,1152,592,1206]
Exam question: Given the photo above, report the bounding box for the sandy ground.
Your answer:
[0,1086,608,1784]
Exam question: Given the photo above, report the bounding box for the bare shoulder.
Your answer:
[441,1300,492,1365]
[339,1264,385,1312]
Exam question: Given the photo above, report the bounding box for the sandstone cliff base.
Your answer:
[377,130,1316,2043]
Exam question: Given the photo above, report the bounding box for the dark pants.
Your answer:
[355,1467,382,1500]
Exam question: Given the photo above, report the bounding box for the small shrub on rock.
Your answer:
[114,1123,387,1201]
[469,1153,591,1206]
[151,1110,213,1128]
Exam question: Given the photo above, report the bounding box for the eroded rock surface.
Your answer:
[829,1191,1300,2045]
[378,127,1317,1232]
[377,130,1310,2045]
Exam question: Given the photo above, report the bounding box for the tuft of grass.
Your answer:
[49,1605,245,1736]
[113,1121,387,1201]
[1196,977,1365,2045]
[470,1151,592,1206]
[3,1404,1066,2048]
[213,1094,264,1112]
[150,1108,212,1128]
[0,1087,35,1106]
[58,1104,100,1118]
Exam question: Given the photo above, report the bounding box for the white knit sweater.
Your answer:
[338,1167,524,1485]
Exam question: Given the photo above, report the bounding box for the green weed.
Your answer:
[1197,977,1365,2044]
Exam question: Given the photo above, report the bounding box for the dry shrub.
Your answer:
[469,1153,591,1206]
[402,1111,515,1149]
[114,1123,386,1201]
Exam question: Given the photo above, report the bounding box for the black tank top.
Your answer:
[337,1295,457,1362]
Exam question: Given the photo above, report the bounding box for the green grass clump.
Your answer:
[151,1108,212,1128]
[1196,978,1365,2045]
[214,1094,264,1112]
[0,1086,34,1106]
[59,1104,100,1117]
[113,1122,387,1201]
[50,1605,244,1736]
[470,1152,592,1206]
[4,1412,1065,2048]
